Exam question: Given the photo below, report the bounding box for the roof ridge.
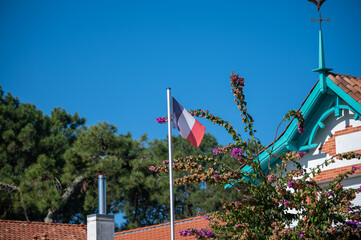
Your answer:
[114,216,204,236]
[0,219,87,228]
[329,72,361,80]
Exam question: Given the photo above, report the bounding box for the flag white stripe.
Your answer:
[177,108,195,139]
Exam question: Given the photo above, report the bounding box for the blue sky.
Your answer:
[1,0,361,146]
[1,0,361,228]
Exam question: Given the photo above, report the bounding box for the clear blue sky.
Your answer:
[1,0,361,146]
[1,0,361,227]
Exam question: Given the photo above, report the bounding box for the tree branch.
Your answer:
[44,175,85,223]
[0,182,29,221]
[0,182,19,192]
[62,175,85,202]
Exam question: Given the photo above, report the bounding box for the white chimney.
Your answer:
[87,174,114,240]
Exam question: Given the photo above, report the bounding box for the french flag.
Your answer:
[172,98,206,148]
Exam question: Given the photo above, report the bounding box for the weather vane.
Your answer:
[307,0,330,29]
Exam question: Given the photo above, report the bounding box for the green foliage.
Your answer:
[119,133,240,230]
[154,73,361,239]
[0,86,86,221]
[1,85,235,230]
[0,85,142,223]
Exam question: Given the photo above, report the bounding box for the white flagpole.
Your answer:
[166,88,175,240]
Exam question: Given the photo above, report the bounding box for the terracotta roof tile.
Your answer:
[328,74,339,85]
[346,84,356,93]
[355,86,361,94]
[353,78,361,88]
[343,77,357,87]
[114,217,210,240]
[0,220,86,240]
[328,73,361,103]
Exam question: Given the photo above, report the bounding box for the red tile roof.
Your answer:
[0,217,209,240]
[328,72,361,104]
[0,220,87,240]
[114,216,210,240]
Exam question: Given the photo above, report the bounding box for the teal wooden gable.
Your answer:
[242,29,361,174]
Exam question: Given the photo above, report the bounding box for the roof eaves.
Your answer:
[114,216,203,237]
[253,72,361,171]
[327,74,361,115]
[242,79,322,173]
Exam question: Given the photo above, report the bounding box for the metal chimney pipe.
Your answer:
[98,174,106,214]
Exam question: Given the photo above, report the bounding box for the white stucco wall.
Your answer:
[298,109,361,171]
[284,107,361,207]
[336,131,361,154]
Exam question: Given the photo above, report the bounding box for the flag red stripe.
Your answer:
[186,119,206,148]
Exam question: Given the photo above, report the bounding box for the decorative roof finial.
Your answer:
[308,0,332,93]
[307,0,326,12]
[308,0,328,30]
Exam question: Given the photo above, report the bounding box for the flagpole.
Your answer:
[167,88,175,240]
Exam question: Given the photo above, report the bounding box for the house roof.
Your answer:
[272,72,361,150]
[0,219,87,240]
[114,216,210,240]
[238,71,361,176]
[0,216,209,240]
[328,73,361,105]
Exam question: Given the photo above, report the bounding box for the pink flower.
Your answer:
[202,215,210,221]
[156,117,168,124]
[287,181,296,188]
[298,151,306,158]
[149,166,155,171]
[162,160,169,164]
[213,174,220,180]
[268,175,276,182]
[231,148,243,161]
[297,122,305,134]
[280,198,290,207]
[212,149,219,155]
[351,166,361,174]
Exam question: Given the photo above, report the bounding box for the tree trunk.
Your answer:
[44,175,85,223]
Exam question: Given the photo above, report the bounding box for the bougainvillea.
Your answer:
[156,116,168,124]
[155,73,361,239]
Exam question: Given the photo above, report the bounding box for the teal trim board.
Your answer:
[299,105,358,151]
[326,77,361,116]
[241,81,323,174]
[233,29,360,185]
[241,79,361,175]
[296,94,336,148]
